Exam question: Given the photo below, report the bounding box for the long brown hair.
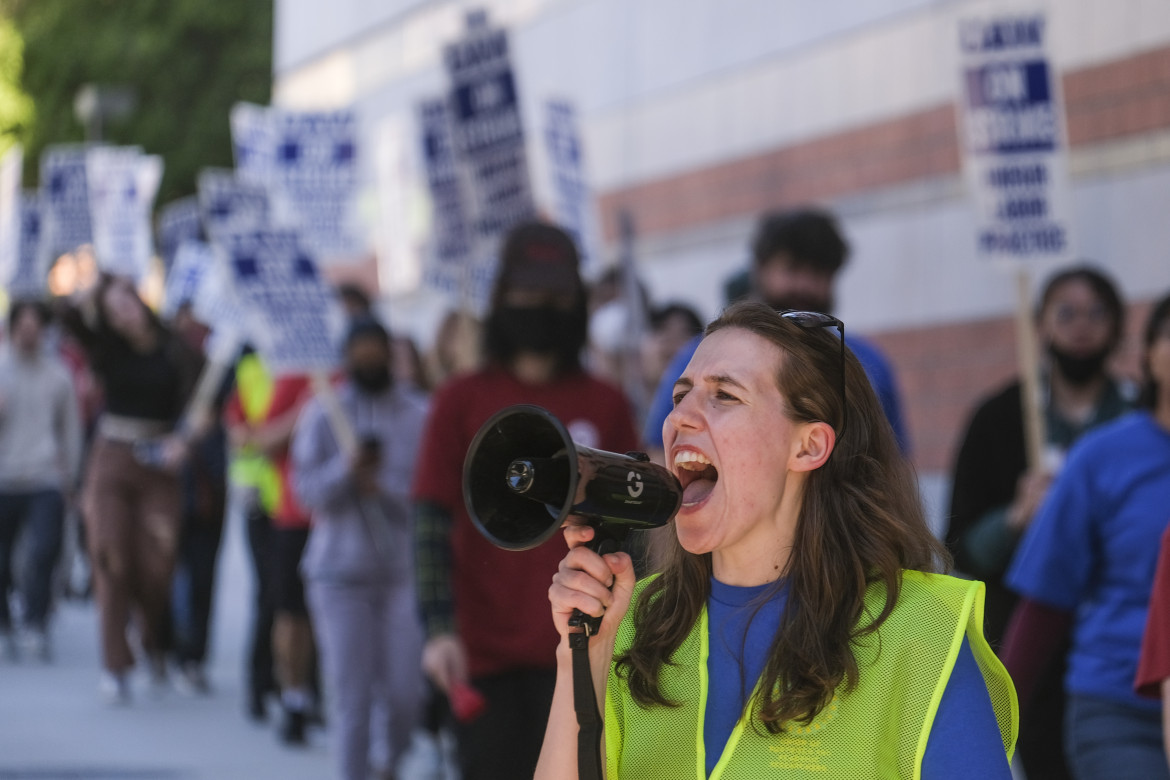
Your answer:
[616,300,948,731]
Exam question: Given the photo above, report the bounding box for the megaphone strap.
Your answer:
[570,631,605,780]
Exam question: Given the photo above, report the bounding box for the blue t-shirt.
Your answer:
[643,332,909,453]
[705,578,1009,778]
[1006,411,1170,708]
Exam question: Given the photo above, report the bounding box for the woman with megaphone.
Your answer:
[537,301,1017,779]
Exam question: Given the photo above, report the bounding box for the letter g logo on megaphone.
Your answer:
[626,471,644,499]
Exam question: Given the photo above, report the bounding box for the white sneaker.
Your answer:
[99,671,131,706]
[1,629,18,662]
[146,655,169,698]
[174,662,211,696]
[21,628,50,662]
[398,730,455,780]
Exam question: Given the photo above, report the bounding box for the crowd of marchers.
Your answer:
[2,208,1170,780]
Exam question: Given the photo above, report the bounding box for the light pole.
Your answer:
[73,83,136,142]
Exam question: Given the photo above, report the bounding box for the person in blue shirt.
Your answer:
[641,208,908,459]
[1003,292,1170,780]
[947,266,1133,780]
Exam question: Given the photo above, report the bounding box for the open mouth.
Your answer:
[674,450,719,506]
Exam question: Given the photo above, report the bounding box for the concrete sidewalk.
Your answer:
[0,507,334,779]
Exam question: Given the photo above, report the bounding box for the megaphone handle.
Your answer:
[568,529,624,635]
[567,525,627,780]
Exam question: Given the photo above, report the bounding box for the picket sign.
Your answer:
[543,99,599,279]
[86,146,163,280]
[231,102,363,261]
[40,145,93,257]
[197,168,271,247]
[157,196,203,273]
[0,145,22,291]
[2,191,50,297]
[162,241,214,319]
[215,229,377,542]
[417,97,473,300]
[0,149,49,298]
[441,11,536,313]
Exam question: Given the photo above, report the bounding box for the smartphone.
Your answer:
[360,436,382,461]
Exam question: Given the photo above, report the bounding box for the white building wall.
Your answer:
[274,0,1170,333]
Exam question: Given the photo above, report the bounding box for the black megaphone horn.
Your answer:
[462,404,681,558]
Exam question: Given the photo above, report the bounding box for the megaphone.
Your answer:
[463,404,682,555]
[465,404,677,779]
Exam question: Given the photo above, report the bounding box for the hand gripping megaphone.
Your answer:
[464,403,678,780]
[463,404,682,557]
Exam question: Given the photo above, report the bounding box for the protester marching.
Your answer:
[2,3,1170,780]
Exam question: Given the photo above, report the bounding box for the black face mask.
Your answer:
[1047,343,1110,386]
[488,305,582,361]
[350,364,392,395]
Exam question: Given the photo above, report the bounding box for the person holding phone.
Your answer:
[292,316,430,780]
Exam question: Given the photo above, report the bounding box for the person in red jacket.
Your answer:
[413,221,638,780]
[1138,524,1170,772]
[224,358,317,745]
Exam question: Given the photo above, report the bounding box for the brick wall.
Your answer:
[599,44,1170,242]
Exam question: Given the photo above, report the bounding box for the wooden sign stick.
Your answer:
[1014,267,1048,473]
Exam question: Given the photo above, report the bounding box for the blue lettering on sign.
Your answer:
[279,141,301,163]
[293,255,316,279]
[965,61,1058,154]
[443,29,508,73]
[978,225,1066,254]
[996,197,1048,220]
[423,132,444,161]
[452,70,518,121]
[23,209,40,238]
[961,17,1044,52]
[208,198,233,220]
[987,164,1047,188]
[965,61,1050,108]
[233,257,259,278]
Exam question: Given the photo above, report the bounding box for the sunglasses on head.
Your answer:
[778,310,846,435]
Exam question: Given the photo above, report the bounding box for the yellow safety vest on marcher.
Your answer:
[228,353,282,515]
[605,570,1017,779]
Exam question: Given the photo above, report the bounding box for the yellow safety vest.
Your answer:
[605,570,1017,779]
[228,353,282,515]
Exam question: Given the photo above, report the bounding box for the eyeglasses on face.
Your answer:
[778,309,846,436]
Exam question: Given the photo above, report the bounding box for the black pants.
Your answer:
[456,667,556,780]
[246,507,276,702]
[0,489,65,630]
[1018,652,1073,780]
[171,515,224,664]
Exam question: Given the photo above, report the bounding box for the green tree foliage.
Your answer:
[1,0,272,204]
[0,15,33,157]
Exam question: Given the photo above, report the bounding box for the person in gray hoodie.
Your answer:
[291,316,429,780]
[0,299,83,660]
